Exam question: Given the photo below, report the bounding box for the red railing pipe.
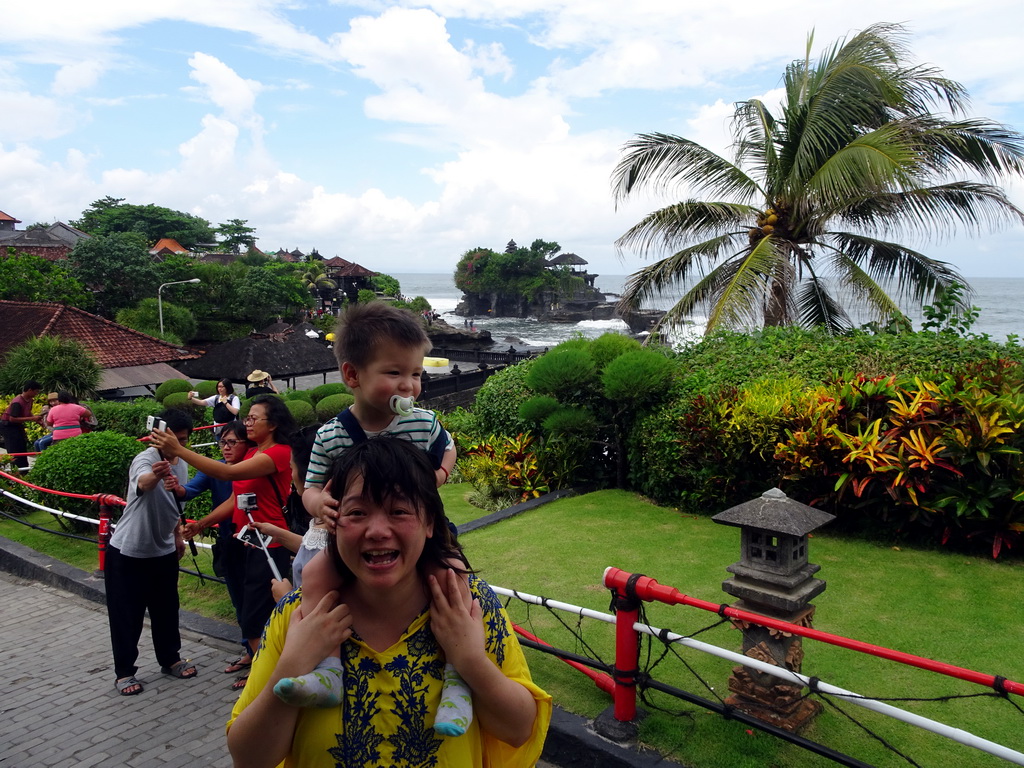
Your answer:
[607,576,642,721]
[512,623,614,695]
[603,567,1024,698]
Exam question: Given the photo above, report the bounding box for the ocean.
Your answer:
[393,273,1024,348]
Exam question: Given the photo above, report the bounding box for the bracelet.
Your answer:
[439,466,450,481]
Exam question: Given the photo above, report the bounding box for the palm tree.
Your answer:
[612,23,1024,335]
[299,261,337,309]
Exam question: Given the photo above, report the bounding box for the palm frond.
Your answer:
[732,99,781,192]
[616,234,742,314]
[827,232,964,305]
[614,201,756,257]
[611,133,761,205]
[834,182,1024,237]
[706,235,782,331]
[913,118,1024,178]
[793,273,853,334]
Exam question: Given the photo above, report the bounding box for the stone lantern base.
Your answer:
[724,602,822,733]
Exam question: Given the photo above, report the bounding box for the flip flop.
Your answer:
[116,676,144,696]
[224,655,252,674]
[231,674,249,691]
[161,660,198,679]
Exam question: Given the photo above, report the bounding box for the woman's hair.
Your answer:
[218,378,235,396]
[290,423,322,481]
[221,419,253,445]
[56,390,77,404]
[327,438,467,580]
[250,394,298,445]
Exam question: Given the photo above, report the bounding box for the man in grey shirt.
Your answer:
[105,409,199,696]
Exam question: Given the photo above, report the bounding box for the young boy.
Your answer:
[278,302,470,735]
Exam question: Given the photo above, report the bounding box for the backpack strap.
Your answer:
[337,407,369,445]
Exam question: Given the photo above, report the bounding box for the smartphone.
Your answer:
[146,415,167,432]
[235,524,270,548]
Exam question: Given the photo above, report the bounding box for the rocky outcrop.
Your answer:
[424,318,493,349]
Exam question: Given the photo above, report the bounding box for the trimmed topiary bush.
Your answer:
[285,399,316,426]
[284,389,315,406]
[162,390,203,418]
[196,380,219,398]
[518,396,562,430]
[525,347,597,402]
[602,349,674,405]
[311,382,349,404]
[589,332,642,371]
[473,358,536,436]
[315,393,355,422]
[29,431,144,530]
[154,378,192,402]
[85,399,163,438]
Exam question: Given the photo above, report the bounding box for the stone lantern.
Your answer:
[712,488,835,731]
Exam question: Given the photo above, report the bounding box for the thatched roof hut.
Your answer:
[177,328,336,387]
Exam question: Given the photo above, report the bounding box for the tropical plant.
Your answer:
[612,23,1024,336]
[299,260,337,297]
[115,297,197,344]
[0,336,101,399]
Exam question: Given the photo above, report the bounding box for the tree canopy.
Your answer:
[69,232,160,317]
[612,23,1024,335]
[71,197,216,249]
[454,238,572,299]
[0,249,93,307]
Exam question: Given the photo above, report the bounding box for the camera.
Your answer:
[146,415,167,432]
[236,492,258,511]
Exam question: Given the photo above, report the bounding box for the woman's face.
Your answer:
[335,472,431,592]
[217,381,229,396]
[219,432,250,464]
[244,403,275,443]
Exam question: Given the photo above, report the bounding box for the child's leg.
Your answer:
[429,558,475,736]
[273,549,346,708]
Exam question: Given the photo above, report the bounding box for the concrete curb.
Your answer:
[0,510,678,767]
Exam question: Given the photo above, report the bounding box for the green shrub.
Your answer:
[602,349,674,405]
[315,393,355,422]
[0,336,101,399]
[284,389,315,406]
[285,399,317,426]
[519,396,562,430]
[473,359,536,436]
[162,391,203,418]
[154,378,192,401]
[28,431,144,530]
[526,348,597,402]
[542,406,597,438]
[437,406,479,443]
[85,399,163,438]
[310,382,348,404]
[196,380,219,398]
[589,332,642,371]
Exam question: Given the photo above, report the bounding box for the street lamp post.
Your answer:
[158,278,201,335]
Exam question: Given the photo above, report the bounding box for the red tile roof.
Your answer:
[0,300,199,369]
[149,237,189,255]
[323,256,352,267]
[0,210,21,223]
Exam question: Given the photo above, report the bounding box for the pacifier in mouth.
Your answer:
[390,395,415,416]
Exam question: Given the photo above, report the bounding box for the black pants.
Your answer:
[104,546,182,679]
[225,541,291,639]
[0,425,28,469]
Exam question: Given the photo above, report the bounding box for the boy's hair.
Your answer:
[23,380,41,392]
[327,437,468,580]
[334,302,430,369]
[159,408,194,436]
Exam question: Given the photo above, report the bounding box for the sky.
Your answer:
[3,1,1024,279]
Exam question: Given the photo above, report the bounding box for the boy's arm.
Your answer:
[437,442,456,486]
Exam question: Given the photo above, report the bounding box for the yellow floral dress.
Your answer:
[228,576,552,767]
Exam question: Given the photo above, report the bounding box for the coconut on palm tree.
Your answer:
[612,23,1024,335]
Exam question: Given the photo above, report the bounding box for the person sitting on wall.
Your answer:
[245,370,279,398]
[45,391,95,445]
[34,393,60,452]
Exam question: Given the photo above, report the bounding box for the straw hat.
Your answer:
[247,369,270,383]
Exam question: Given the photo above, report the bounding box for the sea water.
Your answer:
[393,273,1024,347]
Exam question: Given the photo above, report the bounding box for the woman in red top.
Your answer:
[45,391,94,442]
[152,394,297,690]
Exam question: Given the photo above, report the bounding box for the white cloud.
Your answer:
[0,92,75,142]
[52,60,104,96]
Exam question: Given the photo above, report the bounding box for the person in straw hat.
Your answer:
[245,370,279,398]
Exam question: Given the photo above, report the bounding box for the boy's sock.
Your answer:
[433,663,473,736]
[273,657,344,708]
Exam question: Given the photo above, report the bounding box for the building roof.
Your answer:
[0,300,199,371]
[149,237,189,255]
[323,256,352,268]
[176,328,336,381]
[0,210,21,224]
[548,252,588,266]
[45,222,91,246]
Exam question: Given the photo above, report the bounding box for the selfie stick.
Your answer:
[245,510,283,581]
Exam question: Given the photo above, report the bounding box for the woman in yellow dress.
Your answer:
[227,437,551,768]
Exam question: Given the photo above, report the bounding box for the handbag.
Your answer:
[267,474,309,535]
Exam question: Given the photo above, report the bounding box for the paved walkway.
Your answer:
[0,571,561,768]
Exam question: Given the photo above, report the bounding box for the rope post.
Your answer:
[96,496,115,574]
[594,571,646,742]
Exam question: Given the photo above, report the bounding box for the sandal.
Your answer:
[224,655,252,674]
[231,673,249,691]
[161,660,198,679]
[116,676,144,696]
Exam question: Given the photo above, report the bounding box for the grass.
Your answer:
[3,486,1023,766]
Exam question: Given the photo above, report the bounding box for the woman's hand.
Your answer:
[271,578,293,602]
[277,591,352,677]
[429,568,485,673]
[149,428,181,457]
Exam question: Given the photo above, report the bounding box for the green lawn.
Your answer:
[3,485,1023,767]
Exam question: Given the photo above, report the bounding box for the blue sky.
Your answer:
[3,1,1024,278]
